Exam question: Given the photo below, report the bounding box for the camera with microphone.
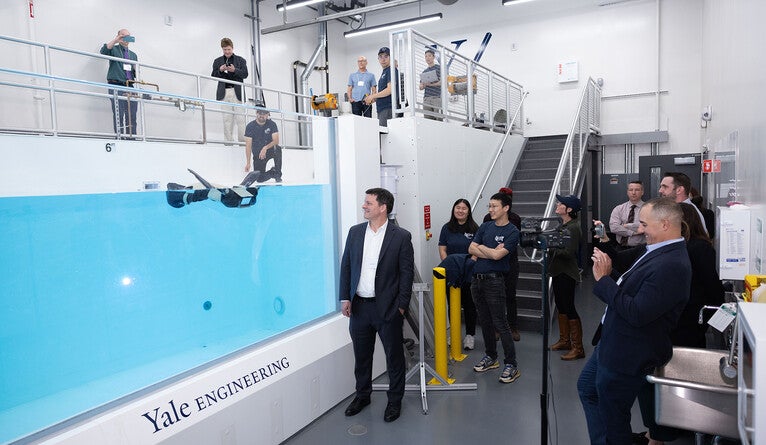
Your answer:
[519,216,571,249]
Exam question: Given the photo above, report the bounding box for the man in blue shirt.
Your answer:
[419,49,442,121]
[364,47,399,127]
[468,192,521,384]
[347,56,376,117]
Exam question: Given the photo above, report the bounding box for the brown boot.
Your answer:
[549,314,571,351]
[561,318,585,360]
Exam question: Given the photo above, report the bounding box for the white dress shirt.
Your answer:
[356,220,388,298]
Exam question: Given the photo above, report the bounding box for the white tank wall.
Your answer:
[0,134,316,197]
[32,316,386,445]
[383,116,524,280]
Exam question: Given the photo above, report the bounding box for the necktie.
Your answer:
[621,204,637,246]
[123,48,133,81]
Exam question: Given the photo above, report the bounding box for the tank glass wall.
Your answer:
[0,184,336,443]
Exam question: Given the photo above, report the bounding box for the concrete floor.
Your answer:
[284,276,733,445]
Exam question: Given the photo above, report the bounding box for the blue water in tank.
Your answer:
[0,184,337,443]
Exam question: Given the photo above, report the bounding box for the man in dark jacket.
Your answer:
[211,38,249,143]
[340,188,414,423]
[100,29,138,136]
[579,198,691,444]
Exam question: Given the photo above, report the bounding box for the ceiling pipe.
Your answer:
[261,0,421,34]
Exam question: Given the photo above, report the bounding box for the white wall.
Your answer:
[384,116,525,278]
[700,0,766,274]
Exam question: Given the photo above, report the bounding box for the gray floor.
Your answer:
[284,276,702,445]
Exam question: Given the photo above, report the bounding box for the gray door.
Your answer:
[638,153,702,200]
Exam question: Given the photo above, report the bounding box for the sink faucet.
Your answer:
[698,305,738,383]
[698,305,722,324]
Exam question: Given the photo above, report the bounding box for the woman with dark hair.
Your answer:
[689,187,716,239]
[675,202,725,347]
[438,199,480,349]
[549,194,584,360]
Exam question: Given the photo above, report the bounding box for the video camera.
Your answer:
[519,216,571,249]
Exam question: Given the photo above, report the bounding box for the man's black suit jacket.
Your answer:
[594,240,691,376]
[339,221,414,321]
[211,54,248,101]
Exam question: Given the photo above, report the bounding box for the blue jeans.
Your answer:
[471,275,516,366]
[577,345,646,444]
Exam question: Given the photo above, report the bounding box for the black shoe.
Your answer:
[344,397,370,416]
[240,171,261,187]
[631,431,649,445]
[383,401,401,422]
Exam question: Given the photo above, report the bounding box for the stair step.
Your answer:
[518,272,542,281]
[513,191,550,202]
[513,169,558,180]
[509,180,554,192]
[517,159,560,170]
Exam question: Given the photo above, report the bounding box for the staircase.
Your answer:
[509,135,567,332]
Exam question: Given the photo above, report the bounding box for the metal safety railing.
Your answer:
[0,34,314,147]
[389,29,525,132]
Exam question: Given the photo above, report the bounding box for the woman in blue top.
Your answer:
[438,199,479,349]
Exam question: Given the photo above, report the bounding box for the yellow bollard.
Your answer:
[449,286,467,362]
[429,267,454,385]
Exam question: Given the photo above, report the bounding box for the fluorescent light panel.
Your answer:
[276,0,325,12]
[502,0,536,5]
[343,13,443,38]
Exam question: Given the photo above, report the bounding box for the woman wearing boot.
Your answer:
[548,195,585,360]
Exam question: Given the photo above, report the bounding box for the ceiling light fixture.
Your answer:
[502,0,536,5]
[343,13,443,38]
[276,0,325,12]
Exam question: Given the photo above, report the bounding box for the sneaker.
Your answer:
[464,334,475,350]
[499,364,520,383]
[473,355,499,372]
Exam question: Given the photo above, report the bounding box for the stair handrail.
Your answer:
[472,90,529,207]
[527,78,600,262]
[541,78,601,228]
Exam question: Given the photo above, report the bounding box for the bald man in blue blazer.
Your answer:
[340,188,414,423]
[578,197,691,445]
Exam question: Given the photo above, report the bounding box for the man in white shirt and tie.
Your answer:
[609,180,646,247]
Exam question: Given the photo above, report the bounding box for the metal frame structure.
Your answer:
[389,28,525,132]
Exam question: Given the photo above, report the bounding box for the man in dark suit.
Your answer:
[340,188,414,423]
[211,37,248,143]
[578,197,691,444]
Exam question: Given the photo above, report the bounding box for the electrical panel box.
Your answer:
[718,206,752,280]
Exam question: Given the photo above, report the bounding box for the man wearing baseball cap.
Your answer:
[364,47,399,127]
[244,102,282,182]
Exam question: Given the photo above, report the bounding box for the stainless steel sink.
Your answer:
[646,347,739,439]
